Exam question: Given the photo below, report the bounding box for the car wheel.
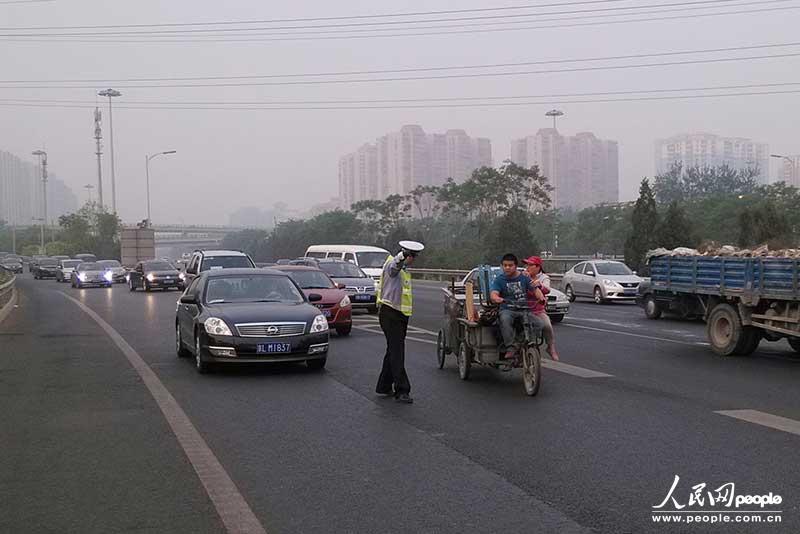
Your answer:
[307,358,327,370]
[564,285,576,302]
[195,333,210,374]
[336,326,352,337]
[176,322,191,358]
[644,295,662,319]
[436,329,446,369]
[550,314,564,323]
[593,286,605,305]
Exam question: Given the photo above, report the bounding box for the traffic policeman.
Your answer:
[375,240,424,404]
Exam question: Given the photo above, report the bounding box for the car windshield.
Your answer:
[40,259,58,266]
[204,275,304,304]
[287,270,335,289]
[61,260,81,268]
[355,252,388,268]
[200,256,252,271]
[79,263,99,271]
[98,260,121,268]
[595,262,633,276]
[145,261,174,271]
[319,262,367,278]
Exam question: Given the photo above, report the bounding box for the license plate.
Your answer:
[624,289,636,295]
[353,294,371,301]
[257,343,291,354]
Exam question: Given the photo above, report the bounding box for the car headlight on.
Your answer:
[339,295,351,308]
[104,271,114,281]
[146,273,156,282]
[310,314,329,333]
[179,272,186,281]
[204,317,233,336]
[78,272,87,281]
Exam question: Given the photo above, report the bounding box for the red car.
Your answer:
[276,266,352,336]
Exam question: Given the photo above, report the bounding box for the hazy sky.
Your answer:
[2,0,798,224]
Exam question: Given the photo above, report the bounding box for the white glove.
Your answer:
[395,251,406,263]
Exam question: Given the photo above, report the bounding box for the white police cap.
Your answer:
[399,240,425,253]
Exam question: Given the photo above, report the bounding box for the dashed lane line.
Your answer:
[715,409,800,437]
[352,326,612,379]
[60,292,268,534]
[559,322,710,346]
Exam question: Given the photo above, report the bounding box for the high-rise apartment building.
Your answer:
[0,150,77,227]
[777,155,800,187]
[339,125,492,209]
[654,133,770,183]
[511,129,619,211]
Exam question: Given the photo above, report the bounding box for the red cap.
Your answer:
[523,256,543,267]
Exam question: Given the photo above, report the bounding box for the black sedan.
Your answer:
[175,268,330,373]
[33,258,60,279]
[128,260,185,292]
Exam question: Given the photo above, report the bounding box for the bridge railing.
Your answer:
[409,268,563,286]
[0,271,17,319]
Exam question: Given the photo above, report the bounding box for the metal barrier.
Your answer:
[409,268,563,287]
[0,272,17,321]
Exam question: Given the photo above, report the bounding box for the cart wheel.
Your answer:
[436,329,446,369]
[522,346,541,397]
[457,343,472,380]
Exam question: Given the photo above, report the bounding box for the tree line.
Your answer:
[0,203,121,259]
[218,161,798,271]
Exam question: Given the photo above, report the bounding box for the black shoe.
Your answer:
[376,388,394,397]
[395,393,413,404]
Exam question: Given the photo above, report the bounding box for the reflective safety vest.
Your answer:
[376,255,413,317]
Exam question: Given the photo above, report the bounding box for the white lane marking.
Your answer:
[353,326,611,378]
[0,287,18,325]
[560,322,710,346]
[715,409,800,437]
[60,293,268,534]
[566,316,643,329]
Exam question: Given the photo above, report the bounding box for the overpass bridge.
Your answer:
[148,224,249,258]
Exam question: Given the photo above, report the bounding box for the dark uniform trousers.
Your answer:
[376,304,411,395]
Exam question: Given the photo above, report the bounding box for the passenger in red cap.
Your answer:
[523,256,560,361]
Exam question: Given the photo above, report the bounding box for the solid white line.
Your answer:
[560,322,710,346]
[353,326,612,378]
[60,292,268,534]
[715,409,800,437]
[0,287,17,325]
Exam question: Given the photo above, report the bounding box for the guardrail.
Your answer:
[0,271,17,321]
[409,268,563,286]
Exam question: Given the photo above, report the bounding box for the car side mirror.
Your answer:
[336,283,346,290]
[308,293,323,303]
[586,271,595,277]
[180,295,197,305]
[186,267,196,275]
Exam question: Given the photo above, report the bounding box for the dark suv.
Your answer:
[33,257,60,279]
[183,249,256,284]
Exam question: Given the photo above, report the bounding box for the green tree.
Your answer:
[625,179,659,272]
[737,200,793,248]
[653,163,758,204]
[221,229,270,261]
[484,206,539,263]
[657,201,695,250]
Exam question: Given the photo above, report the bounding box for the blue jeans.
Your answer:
[499,308,545,352]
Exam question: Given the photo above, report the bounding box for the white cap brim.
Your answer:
[399,240,425,253]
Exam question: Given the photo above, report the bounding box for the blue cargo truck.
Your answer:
[637,255,800,356]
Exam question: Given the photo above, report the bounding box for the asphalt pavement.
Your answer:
[2,273,800,534]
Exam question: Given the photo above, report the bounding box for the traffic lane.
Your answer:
[331,328,800,534]
[0,277,224,534]
[52,281,588,533]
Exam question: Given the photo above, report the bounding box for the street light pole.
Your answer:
[771,153,798,185]
[98,89,121,213]
[145,150,177,225]
[545,109,564,253]
[32,149,48,253]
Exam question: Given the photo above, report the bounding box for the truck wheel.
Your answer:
[737,328,761,356]
[706,303,751,356]
[644,296,662,320]
[788,337,800,355]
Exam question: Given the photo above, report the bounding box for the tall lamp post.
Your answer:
[545,109,564,253]
[32,149,48,253]
[771,153,798,184]
[98,88,122,213]
[145,150,177,225]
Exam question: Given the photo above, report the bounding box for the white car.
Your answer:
[456,267,570,322]
[561,260,642,304]
[56,259,82,283]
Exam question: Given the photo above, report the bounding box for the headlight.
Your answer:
[78,272,87,281]
[602,279,619,287]
[179,272,186,281]
[146,273,156,282]
[310,314,329,333]
[339,295,351,308]
[104,271,114,281]
[204,317,233,336]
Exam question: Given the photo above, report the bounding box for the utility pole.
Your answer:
[98,89,121,213]
[32,150,48,253]
[94,107,104,208]
[544,109,564,254]
[84,184,95,204]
